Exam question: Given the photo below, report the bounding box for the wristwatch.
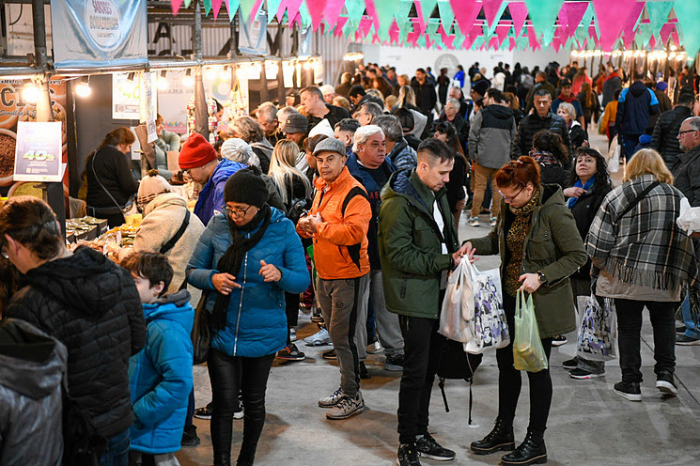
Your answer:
[537,272,548,284]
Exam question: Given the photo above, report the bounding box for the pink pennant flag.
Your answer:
[649,35,656,50]
[426,36,435,49]
[359,17,374,37]
[450,0,481,35]
[593,0,642,51]
[364,0,379,31]
[508,2,528,37]
[372,34,380,45]
[622,29,636,49]
[552,35,561,52]
[305,0,328,31]
[488,36,499,49]
[212,0,223,19]
[482,0,504,28]
[558,2,588,40]
[496,23,511,46]
[509,37,515,50]
[389,20,401,44]
[285,0,305,24]
[171,0,184,16]
[527,24,540,51]
[333,16,348,36]
[324,0,346,28]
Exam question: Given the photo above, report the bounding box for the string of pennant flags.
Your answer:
[167,0,700,60]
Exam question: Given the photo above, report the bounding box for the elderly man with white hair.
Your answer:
[345,125,405,372]
[320,84,336,105]
[256,101,283,146]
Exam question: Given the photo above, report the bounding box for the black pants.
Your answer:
[496,293,553,434]
[397,314,446,444]
[208,349,275,463]
[615,299,678,384]
[284,292,300,345]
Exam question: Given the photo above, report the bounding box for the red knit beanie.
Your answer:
[178,133,217,169]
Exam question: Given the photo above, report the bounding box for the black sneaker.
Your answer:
[397,443,421,466]
[569,368,605,379]
[676,334,700,346]
[415,433,455,461]
[551,335,567,347]
[385,353,404,371]
[656,372,678,396]
[323,349,337,360]
[562,357,578,368]
[277,343,306,361]
[193,401,213,420]
[614,381,642,402]
[181,425,200,447]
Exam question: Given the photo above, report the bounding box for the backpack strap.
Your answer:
[160,210,191,255]
[341,186,370,272]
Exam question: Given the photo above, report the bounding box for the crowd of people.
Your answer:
[1,56,700,466]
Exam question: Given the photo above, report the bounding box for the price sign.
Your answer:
[13,121,63,182]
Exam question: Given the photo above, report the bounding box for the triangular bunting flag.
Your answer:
[171,0,184,16]
[593,0,640,51]
[228,0,241,22]
[507,2,528,38]
[525,0,563,43]
[240,0,264,24]
[450,0,481,36]
[558,2,588,41]
[674,2,700,62]
[203,0,213,16]
[437,0,455,33]
[324,0,345,27]
[496,22,511,46]
[647,2,674,39]
[482,0,505,30]
[345,0,366,28]
[304,0,328,31]
[211,0,223,19]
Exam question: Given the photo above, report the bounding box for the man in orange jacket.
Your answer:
[297,137,371,421]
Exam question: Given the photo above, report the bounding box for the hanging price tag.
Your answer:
[13,121,63,182]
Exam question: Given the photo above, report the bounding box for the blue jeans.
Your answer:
[682,295,700,339]
[621,133,641,161]
[99,429,130,466]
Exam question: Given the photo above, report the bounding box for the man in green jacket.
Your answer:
[378,138,470,466]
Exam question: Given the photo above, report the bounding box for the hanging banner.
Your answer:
[50,0,148,70]
[113,73,141,121]
[239,10,268,55]
[13,121,63,183]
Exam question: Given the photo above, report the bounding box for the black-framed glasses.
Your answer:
[223,204,253,218]
[678,129,698,136]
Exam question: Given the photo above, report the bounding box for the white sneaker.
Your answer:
[318,387,344,408]
[304,328,332,346]
[468,216,480,227]
[367,341,384,354]
[290,327,297,342]
[326,392,365,420]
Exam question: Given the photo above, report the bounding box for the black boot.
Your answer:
[470,417,515,455]
[213,453,232,466]
[500,430,547,465]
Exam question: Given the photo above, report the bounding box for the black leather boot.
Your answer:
[500,430,547,465]
[470,417,515,455]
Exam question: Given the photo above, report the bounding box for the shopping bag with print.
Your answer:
[576,293,617,361]
[513,290,548,372]
[438,260,474,343]
[464,263,510,354]
[608,136,620,173]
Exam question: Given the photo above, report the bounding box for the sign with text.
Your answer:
[13,121,63,182]
[51,0,148,70]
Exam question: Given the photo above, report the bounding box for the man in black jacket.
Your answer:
[411,68,438,135]
[1,197,146,465]
[301,85,351,130]
[513,89,572,158]
[651,89,694,171]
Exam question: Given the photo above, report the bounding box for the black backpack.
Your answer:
[437,338,483,424]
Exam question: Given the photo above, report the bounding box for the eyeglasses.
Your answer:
[223,205,253,218]
[678,129,698,136]
[499,186,526,203]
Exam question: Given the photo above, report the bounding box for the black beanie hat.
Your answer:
[224,168,268,208]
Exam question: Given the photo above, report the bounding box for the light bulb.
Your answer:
[76,81,91,98]
[22,85,40,104]
[157,77,169,90]
[303,62,311,70]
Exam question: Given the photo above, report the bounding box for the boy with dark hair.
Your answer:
[121,252,194,466]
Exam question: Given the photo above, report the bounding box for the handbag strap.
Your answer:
[160,209,191,255]
[90,148,127,213]
[614,181,660,224]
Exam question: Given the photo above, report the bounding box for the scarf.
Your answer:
[567,176,596,209]
[504,185,542,297]
[211,204,272,330]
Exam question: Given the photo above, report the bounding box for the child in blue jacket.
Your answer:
[123,252,194,466]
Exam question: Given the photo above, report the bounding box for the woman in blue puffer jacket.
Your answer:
[186,167,310,466]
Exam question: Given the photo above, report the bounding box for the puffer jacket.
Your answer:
[467,185,587,338]
[187,208,309,357]
[651,105,693,170]
[513,110,572,158]
[251,140,274,174]
[469,104,516,169]
[129,290,194,455]
[137,193,205,293]
[0,319,67,466]
[5,247,146,438]
[195,159,246,226]
[672,144,700,207]
[387,138,418,170]
[379,169,459,319]
[616,80,660,135]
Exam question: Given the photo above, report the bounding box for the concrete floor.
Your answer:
[176,132,700,465]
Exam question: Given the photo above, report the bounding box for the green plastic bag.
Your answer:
[513,290,548,372]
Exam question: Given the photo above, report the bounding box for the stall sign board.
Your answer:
[13,121,63,182]
[239,11,268,56]
[113,73,141,120]
[51,0,148,70]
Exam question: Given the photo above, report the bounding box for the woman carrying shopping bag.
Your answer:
[464,156,587,466]
[586,149,699,402]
